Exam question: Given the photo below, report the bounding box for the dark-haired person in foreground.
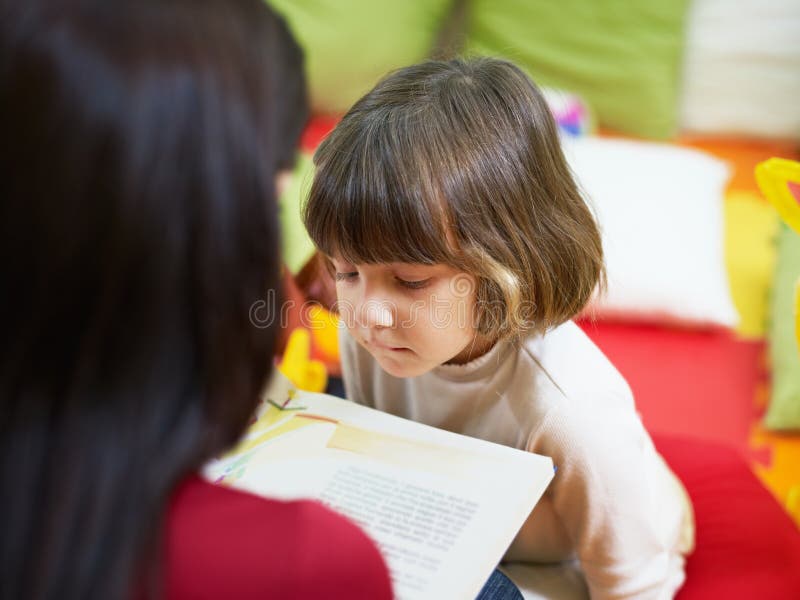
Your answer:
[0,1,392,598]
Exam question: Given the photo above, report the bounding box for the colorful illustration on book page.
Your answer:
[213,394,337,484]
[211,390,492,486]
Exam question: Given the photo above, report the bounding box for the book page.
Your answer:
[319,465,483,595]
[204,376,553,600]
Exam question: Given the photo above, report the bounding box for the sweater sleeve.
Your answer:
[527,398,689,600]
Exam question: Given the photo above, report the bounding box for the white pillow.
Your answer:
[561,136,739,328]
[679,0,800,140]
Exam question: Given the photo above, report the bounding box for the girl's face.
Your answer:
[331,258,490,378]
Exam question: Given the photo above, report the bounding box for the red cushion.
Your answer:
[653,434,800,599]
[578,320,764,453]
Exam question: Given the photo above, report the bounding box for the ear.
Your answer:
[755,158,800,236]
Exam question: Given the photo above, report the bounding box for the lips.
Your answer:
[364,337,407,352]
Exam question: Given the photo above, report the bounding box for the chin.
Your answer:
[375,356,431,379]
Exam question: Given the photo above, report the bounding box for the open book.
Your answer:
[204,374,554,600]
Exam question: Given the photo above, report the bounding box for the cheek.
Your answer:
[443,294,478,334]
[438,277,479,325]
[459,293,478,324]
[413,297,476,338]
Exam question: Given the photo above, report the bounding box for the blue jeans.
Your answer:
[476,568,523,600]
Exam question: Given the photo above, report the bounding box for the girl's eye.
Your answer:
[335,271,358,282]
[397,277,431,290]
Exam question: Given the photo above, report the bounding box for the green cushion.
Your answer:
[766,223,800,430]
[464,0,691,139]
[279,152,316,274]
[267,0,453,115]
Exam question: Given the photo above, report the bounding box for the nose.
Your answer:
[358,298,395,329]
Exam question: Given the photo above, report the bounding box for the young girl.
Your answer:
[304,57,694,598]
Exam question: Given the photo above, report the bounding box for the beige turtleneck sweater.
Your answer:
[340,320,694,600]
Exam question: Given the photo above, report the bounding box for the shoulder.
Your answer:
[520,320,634,409]
[163,475,392,600]
[519,322,645,457]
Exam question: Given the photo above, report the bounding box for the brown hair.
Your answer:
[303,57,604,338]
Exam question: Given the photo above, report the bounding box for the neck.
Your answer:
[446,333,498,366]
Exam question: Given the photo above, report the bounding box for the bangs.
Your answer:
[303,110,458,266]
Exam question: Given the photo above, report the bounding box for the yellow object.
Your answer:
[724,191,779,338]
[755,158,800,236]
[277,328,328,393]
[755,157,800,352]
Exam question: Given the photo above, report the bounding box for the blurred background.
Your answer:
[268,0,800,532]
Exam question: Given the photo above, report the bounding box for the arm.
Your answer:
[528,401,689,600]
